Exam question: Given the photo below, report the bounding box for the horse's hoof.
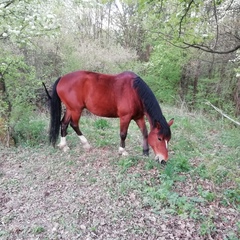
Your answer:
[58,143,70,152]
[122,151,129,156]
[83,143,91,151]
[118,147,129,156]
[57,143,70,152]
[63,146,70,152]
[143,149,149,156]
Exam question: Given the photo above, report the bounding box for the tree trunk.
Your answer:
[0,74,15,146]
[192,60,201,108]
[234,77,240,116]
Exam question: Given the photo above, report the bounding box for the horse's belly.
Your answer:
[85,102,119,118]
[84,87,142,118]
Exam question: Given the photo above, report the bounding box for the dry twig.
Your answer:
[205,101,240,126]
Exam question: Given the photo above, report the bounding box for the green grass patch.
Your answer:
[32,226,45,234]
[117,156,139,173]
[94,119,110,130]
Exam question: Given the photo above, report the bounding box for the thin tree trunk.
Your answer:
[0,73,15,146]
[234,77,240,116]
[192,60,201,107]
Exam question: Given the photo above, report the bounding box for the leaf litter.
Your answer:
[0,145,239,240]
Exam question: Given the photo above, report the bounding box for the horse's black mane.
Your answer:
[133,76,171,138]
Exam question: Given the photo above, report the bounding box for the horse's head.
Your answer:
[148,118,174,164]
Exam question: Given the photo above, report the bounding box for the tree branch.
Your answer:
[183,42,240,54]
[150,28,240,54]
[3,0,15,8]
[179,0,195,37]
[226,0,235,11]
[205,101,240,126]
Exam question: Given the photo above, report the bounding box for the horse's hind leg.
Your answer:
[58,110,71,152]
[70,111,91,150]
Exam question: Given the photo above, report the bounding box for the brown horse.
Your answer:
[48,71,174,163]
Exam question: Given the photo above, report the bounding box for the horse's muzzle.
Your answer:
[155,155,167,165]
[160,160,166,165]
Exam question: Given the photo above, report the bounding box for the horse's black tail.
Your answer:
[49,77,62,147]
[42,82,52,100]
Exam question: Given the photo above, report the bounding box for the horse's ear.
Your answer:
[168,118,174,127]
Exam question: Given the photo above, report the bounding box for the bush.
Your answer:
[0,54,43,146]
[145,43,188,104]
[61,39,138,74]
[12,111,48,146]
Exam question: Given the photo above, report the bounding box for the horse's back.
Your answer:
[56,71,144,118]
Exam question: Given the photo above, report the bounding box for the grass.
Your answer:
[0,105,239,239]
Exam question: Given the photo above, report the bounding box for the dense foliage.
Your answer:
[0,0,239,144]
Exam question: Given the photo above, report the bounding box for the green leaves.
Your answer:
[0,54,43,145]
[0,0,59,46]
[140,0,239,54]
[145,42,187,103]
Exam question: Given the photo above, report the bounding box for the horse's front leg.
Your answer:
[135,117,149,156]
[119,117,131,156]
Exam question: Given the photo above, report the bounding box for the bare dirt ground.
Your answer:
[0,143,239,240]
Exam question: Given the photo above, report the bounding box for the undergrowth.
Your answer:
[112,106,239,238]
[5,105,239,239]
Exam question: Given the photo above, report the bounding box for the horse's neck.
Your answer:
[145,113,155,131]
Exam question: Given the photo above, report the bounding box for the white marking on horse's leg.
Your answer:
[79,135,91,150]
[119,147,129,156]
[58,137,66,146]
[57,137,70,152]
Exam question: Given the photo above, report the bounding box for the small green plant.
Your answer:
[222,188,240,208]
[198,187,216,202]
[118,157,139,173]
[90,225,98,233]
[0,231,8,238]
[200,218,216,237]
[94,119,110,130]
[144,158,160,170]
[161,155,191,180]
[194,163,209,179]
[32,226,45,234]
[224,231,239,240]
[88,177,97,184]
[66,160,75,166]
[161,161,175,179]
[173,196,198,217]
[175,156,191,172]
[95,136,112,147]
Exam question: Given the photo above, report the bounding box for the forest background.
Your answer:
[0,0,239,145]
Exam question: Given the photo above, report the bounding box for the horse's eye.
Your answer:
[158,137,162,141]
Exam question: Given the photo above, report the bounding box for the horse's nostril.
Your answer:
[155,157,166,165]
[160,160,166,165]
